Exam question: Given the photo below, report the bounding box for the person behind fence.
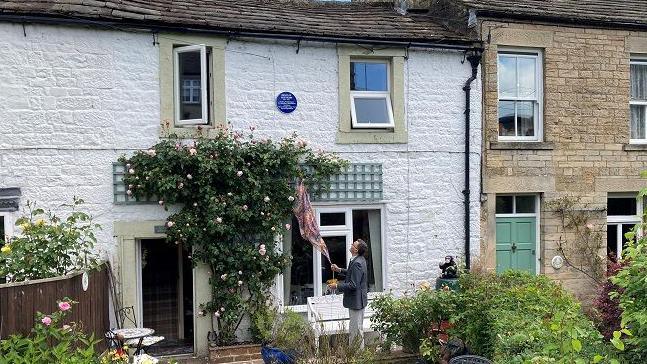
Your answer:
[328,239,369,349]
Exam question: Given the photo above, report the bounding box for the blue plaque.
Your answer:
[276,92,297,114]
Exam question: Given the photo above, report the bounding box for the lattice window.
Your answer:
[113,163,382,204]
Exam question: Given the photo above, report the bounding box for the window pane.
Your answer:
[621,223,635,254]
[351,62,366,91]
[631,105,646,139]
[607,224,618,259]
[354,97,391,125]
[284,216,314,305]
[517,101,535,137]
[178,51,202,120]
[631,63,647,100]
[498,56,517,98]
[498,100,516,136]
[496,196,514,214]
[608,197,637,216]
[352,210,382,292]
[365,63,388,91]
[320,212,346,226]
[518,57,537,99]
[322,236,347,295]
[515,196,536,213]
[351,62,388,91]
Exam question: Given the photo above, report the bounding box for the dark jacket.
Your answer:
[337,255,368,310]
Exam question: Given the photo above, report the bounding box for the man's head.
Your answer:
[350,239,368,257]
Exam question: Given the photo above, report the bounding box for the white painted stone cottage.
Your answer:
[0,0,482,356]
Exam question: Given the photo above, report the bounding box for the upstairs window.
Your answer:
[630,58,647,143]
[350,60,394,128]
[174,45,209,125]
[497,50,543,141]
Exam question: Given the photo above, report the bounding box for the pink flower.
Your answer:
[214,312,220,318]
[242,205,248,211]
[178,182,184,189]
[237,280,243,286]
[41,316,52,326]
[58,301,71,311]
[586,223,594,230]
[62,324,71,331]
[158,200,164,205]
[146,149,156,157]
[128,168,135,174]
[215,217,223,223]
[285,224,291,230]
[221,274,227,280]
[193,202,198,207]
[166,221,174,228]
[189,148,197,156]
[237,171,243,177]
[220,307,225,312]
[238,271,242,275]
[271,226,276,231]
[263,196,270,202]
[288,196,295,202]
[126,190,132,195]
[186,174,193,180]
[175,143,181,150]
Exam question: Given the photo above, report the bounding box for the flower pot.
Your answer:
[261,345,296,364]
[209,343,262,363]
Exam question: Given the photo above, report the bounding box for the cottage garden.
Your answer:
[1,130,646,363]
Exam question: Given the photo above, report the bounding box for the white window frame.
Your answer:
[495,194,541,275]
[279,204,386,312]
[630,58,647,144]
[497,49,543,142]
[350,59,395,129]
[173,45,208,126]
[607,193,643,259]
[182,78,201,104]
[0,212,14,243]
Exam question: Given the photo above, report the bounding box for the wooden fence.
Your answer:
[0,264,110,345]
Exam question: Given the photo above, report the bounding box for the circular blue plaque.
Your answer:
[276,92,297,114]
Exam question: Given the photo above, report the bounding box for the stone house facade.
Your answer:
[457,0,647,299]
[0,0,482,355]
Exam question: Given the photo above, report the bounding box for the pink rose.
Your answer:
[58,302,71,311]
[285,224,291,230]
[214,312,220,318]
[166,221,174,228]
[237,280,243,286]
[263,196,270,202]
[288,196,295,202]
[237,171,243,177]
[41,316,52,326]
[186,174,193,180]
[62,324,71,331]
[242,205,248,211]
[189,148,197,156]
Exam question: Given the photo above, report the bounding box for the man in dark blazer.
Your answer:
[328,239,369,349]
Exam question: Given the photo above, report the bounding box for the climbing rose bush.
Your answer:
[119,127,347,345]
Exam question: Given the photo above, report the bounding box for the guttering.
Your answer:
[474,10,647,32]
[0,13,481,51]
[462,50,482,271]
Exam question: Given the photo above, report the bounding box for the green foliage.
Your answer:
[250,304,277,344]
[0,299,100,364]
[370,287,453,353]
[610,215,647,361]
[119,128,347,345]
[0,198,101,283]
[371,272,624,363]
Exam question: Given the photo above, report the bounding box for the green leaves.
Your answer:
[0,199,101,282]
[119,130,347,345]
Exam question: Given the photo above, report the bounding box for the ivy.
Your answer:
[119,127,347,345]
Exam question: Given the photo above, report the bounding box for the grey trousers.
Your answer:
[348,308,365,349]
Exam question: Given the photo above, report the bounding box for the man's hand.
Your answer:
[331,264,342,273]
[328,283,337,290]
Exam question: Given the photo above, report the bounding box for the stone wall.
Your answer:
[479,20,647,299]
[0,22,482,295]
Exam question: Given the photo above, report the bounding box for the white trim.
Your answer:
[174,45,208,126]
[349,59,395,129]
[497,49,543,141]
[0,212,14,243]
[282,204,386,309]
[135,239,143,327]
[607,193,643,259]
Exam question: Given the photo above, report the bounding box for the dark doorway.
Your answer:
[140,239,194,356]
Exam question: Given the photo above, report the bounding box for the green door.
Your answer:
[496,217,536,274]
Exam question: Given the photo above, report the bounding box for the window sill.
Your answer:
[490,141,554,150]
[336,130,407,144]
[623,143,647,151]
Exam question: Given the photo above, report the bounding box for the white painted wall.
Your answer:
[0,23,481,294]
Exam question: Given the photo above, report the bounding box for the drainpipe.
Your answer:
[462,49,482,271]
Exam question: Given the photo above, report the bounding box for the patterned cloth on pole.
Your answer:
[293,180,331,263]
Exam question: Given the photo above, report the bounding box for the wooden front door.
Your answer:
[496,217,536,274]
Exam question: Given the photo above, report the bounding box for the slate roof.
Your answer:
[463,0,647,29]
[0,0,476,44]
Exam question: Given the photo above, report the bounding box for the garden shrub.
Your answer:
[610,227,647,361]
[0,299,100,364]
[0,198,100,283]
[594,260,625,339]
[371,272,620,363]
